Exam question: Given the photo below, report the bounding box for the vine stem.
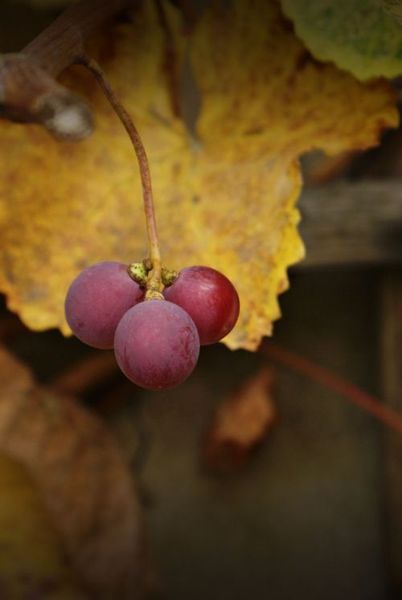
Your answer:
[263,343,402,435]
[80,56,163,297]
[0,0,135,139]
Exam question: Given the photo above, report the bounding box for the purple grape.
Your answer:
[65,261,144,349]
[164,266,240,345]
[114,300,200,390]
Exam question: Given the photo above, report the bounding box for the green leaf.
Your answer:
[281,0,402,79]
[382,0,402,24]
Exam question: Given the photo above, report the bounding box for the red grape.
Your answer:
[164,266,239,345]
[65,261,144,349]
[114,299,200,390]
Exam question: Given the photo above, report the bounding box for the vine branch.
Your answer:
[263,342,402,436]
[80,56,163,296]
[0,0,136,139]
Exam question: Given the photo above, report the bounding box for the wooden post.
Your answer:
[381,271,402,594]
[298,181,402,268]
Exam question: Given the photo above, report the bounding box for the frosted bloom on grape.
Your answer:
[114,300,200,390]
[65,261,144,349]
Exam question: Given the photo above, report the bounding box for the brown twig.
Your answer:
[80,56,164,296]
[0,0,136,139]
[263,342,402,436]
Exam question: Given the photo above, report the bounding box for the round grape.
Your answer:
[65,261,144,349]
[164,266,240,345]
[114,300,200,390]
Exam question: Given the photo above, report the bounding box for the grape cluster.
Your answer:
[65,262,239,390]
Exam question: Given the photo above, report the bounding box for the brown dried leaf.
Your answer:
[0,345,144,599]
[204,367,276,471]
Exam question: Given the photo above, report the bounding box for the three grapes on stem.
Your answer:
[65,58,239,391]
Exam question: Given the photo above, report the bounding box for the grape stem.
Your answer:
[80,56,163,298]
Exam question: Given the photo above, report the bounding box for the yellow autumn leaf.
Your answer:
[0,0,398,350]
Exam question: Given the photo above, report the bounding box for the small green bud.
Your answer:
[127,262,147,286]
[162,268,178,287]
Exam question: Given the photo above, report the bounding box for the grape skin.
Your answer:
[114,300,200,390]
[65,261,144,349]
[164,266,240,345]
